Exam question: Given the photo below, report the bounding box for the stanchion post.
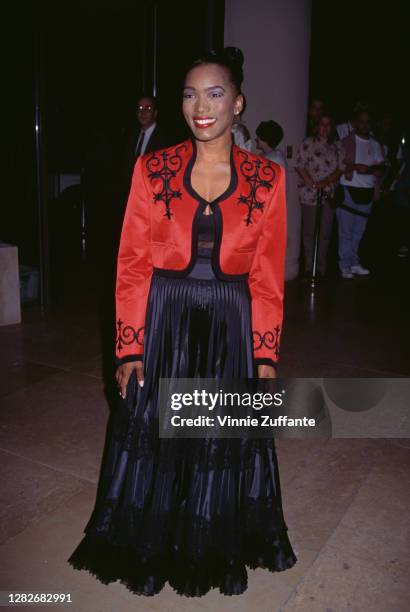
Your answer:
[310,188,324,290]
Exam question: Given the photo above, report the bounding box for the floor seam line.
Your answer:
[0,447,97,484]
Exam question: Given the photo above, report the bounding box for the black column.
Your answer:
[153,0,226,144]
[33,3,50,311]
[204,0,225,52]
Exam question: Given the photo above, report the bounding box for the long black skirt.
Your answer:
[67,271,297,597]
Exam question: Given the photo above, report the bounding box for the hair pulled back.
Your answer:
[184,47,244,94]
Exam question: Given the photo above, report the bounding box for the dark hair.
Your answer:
[137,93,157,110]
[309,97,325,110]
[256,120,284,149]
[313,113,337,143]
[352,101,372,121]
[184,47,244,94]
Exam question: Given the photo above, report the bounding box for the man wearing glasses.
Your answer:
[123,95,168,191]
[134,95,163,158]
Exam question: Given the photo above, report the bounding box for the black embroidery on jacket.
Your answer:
[237,152,276,225]
[116,319,144,352]
[146,145,186,219]
[253,325,280,357]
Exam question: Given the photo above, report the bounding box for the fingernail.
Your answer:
[139,380,144,387]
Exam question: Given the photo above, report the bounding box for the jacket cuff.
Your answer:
[115,354,144,366]
[252,327,281,364]
[115,320,144,354]
[254,357,278,370]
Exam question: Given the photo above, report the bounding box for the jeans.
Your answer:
[336,187,373,270]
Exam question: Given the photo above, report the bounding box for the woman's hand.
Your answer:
[316,178,329,189]
[296,166,316,189]
[257,364,277,379]
[115,361,144,399]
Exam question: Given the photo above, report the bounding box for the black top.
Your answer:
[196,211,215,261]
[185,210,216,280]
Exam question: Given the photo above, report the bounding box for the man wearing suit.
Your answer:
[123,95,168,192]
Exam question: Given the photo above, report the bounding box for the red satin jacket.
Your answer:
[115,137,287,369]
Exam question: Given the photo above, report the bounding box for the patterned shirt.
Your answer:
[296,137,345,205]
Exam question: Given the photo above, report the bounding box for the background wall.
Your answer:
[310,0,410,125]
[224,0,312,279]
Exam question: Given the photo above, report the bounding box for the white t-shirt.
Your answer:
[340,135,385,188]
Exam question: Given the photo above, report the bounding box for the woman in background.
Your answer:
[306,97,325,137]
[296,113,344,277]
[256,120,286,168]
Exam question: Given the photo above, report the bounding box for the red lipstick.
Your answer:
[193,117,216,129]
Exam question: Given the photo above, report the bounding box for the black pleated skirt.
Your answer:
[67,268,297,597]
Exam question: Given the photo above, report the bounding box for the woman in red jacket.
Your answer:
[68,48,297,596]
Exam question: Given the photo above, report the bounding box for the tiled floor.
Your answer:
[1,258,409,611]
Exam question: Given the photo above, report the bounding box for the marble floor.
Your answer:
[1,255,409,611]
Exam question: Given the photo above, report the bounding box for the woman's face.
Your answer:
[318,116,332,140]
[183,63,243,142]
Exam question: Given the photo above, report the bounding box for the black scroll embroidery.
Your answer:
[237,152,275,225]
[253,325,281,357]
[116,319,144,352]
[145,145,186,219]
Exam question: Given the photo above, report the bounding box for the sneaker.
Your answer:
[351,264,370,275]
[341,268,354,279]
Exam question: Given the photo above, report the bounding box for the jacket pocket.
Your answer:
[235,246,256,254]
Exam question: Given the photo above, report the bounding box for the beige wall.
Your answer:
[0,244,21,326]
[225,0,312,279]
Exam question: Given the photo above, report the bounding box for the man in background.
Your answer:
[122,94,168,191]
[337,109,385,278]
[336,101,376,140]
